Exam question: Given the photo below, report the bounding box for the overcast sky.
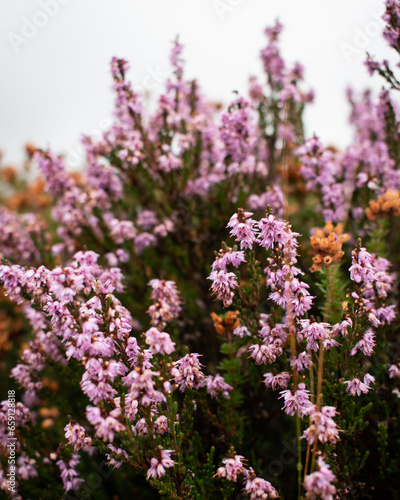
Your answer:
[0,0,397,168]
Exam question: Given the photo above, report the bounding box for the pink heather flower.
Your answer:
[302,406,340,445]
[16,454,38,481]
[86,406,125,443]
[208,269,238,307]
[298,319,332,351]
[123,367,166,406]
[350,329,375,356]
[332,318,353,337]
[64,422,92,452]
[344,374,375,396]
[135,418,148,436]
[290,351,313,372]
[280,382,313,418]
[147,449,174,479]
[216,455,246,482]
[137,209,158,231]
[227,209,257,250]
[349,246,377,285]
[220,96,256,165]
[233,325,251,337]
[145,327,176,355]
[243,468,279,499]
[56,454,84,492]
[107,218,137,244]
[212,249,246,272]
[376,305,396,325]
[134,232,157,254]
[106,444,129,469]
[0,401,31,429]
[257,213,288,250]
[389,364,400,379]
[304,456,337,500]
[154,415,169,434]
[263,372,290,390]
[147,279,182,328]
[206,374,233,399]
[171,353,205,392]
[248,338,283,364]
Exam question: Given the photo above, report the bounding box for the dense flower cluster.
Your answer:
[0,6,400,498]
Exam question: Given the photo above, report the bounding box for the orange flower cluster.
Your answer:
[211,311,240,336]
[310,222,350,273]
[6,179,51,211]
[365,189,400,220]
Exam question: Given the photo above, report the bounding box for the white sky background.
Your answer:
[0,0,397,168]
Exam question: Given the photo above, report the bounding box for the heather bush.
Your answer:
[1,3,400,499]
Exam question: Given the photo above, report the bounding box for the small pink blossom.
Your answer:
[216,455,246,482]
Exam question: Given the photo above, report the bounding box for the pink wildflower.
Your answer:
[304,456,337,500]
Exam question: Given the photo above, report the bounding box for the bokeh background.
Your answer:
[0,0,396,168]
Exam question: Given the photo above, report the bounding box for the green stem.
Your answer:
[296,414,302,500]
[323,266,336,323]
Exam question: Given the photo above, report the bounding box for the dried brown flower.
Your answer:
[310,222,350,272]
[365,189,400,220]
[211,311,240,336]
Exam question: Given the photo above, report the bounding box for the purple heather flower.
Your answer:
[208,269,238,307]
[216,455,246,482]
[227,210,258,250]
[248,338,283,365]
[171,353,205,392]
[233,325,251,337]
[145,327,176,355]
[123,367,166,406]
[280,382,313,418]
[56,454,84,492]
[290,351,313,372]
[16,454,38,481]
[211,249,246,272]
[147,449,174,479]
[302,406,340,445]
[86,406,125,443]
[148,279,182,328]
[350,329,376,356]
[106,445,129,469]
[64,422,92,452]
[332,318,352,337]
[304,456,337,500]
[298,319,332,351]
[389,364,400,378]
[243,468,279,499]
[344,374,375,396]
[154,415,169,434]
[263,372,290,390]
[257,213,288,250]
[206,374,233,399]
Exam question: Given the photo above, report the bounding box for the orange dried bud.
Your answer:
[25,143,37,157]
[366,190,400,220]
[215,324,226,335]
[312,254,323,264]
[310,236,320,249]
[319,238,329,251]
[309,222,350,272]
